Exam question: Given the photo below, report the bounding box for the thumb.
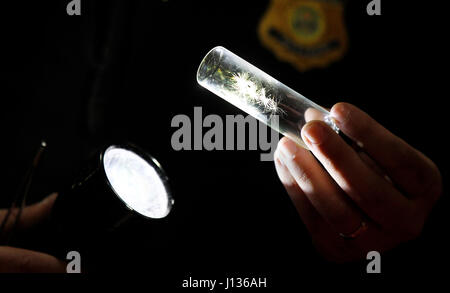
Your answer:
[0,192,58,233]
[0,246,66,273]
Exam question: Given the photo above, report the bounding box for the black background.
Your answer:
[0,0,448,286]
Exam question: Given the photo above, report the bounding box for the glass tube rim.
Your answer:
[196,45,226,84]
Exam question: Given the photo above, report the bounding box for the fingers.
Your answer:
[274,103,439,261]
[0,194,67,273]
[330,102,441,200]
[0,194,64,273]
[300,120,415,231]
[275,137,363,235]
[274,151,350,262]
[357,151,390,181]
[274,147,325,236]
[305,107,327,122]
[274,144,393,262]
[0,193,58,234]
[0,246,66,273]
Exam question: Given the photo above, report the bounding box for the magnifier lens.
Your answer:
[103,146,171,219]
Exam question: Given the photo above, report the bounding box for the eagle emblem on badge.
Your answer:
[258,0,348,71]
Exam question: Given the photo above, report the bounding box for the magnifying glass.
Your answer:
[103,145,173,219]
[50,143,174,258]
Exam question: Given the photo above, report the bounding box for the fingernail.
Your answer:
[274,147,284,166]
[302,122,326,145]
[41,192,58,204]
[275,156,284,168]
[279,138,300,160]
[384,174,393,184]
[274,153,295,186]
[331,103,350,127]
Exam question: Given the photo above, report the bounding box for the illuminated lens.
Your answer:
[103,146,170,219]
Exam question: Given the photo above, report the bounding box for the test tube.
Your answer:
[196,46,339,149]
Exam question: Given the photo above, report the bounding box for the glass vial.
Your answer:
[197,46,338,148]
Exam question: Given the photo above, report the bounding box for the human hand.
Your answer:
[0,193,66,272]
[274,102,442,262]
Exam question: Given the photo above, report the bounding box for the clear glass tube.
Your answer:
[197,46,339,148]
